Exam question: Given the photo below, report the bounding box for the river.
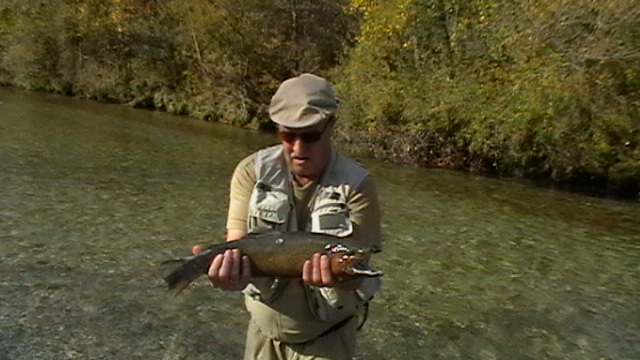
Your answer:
[1,87,639,360]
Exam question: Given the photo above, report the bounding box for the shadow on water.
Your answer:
[1,88,639,360]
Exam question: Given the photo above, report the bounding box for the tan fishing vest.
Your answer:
[243,144,369,344]
[247,144,368,235]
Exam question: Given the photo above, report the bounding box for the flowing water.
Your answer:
[1,87,639,360]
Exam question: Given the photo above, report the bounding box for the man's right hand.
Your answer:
[192,245,251,291]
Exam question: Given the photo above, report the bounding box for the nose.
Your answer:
[292,138,308,153]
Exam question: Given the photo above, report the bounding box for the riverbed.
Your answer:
[1,87,639,360]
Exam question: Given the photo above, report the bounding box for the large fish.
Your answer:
[162,231,383,294]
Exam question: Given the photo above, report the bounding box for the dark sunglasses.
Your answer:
[278,118,333,144]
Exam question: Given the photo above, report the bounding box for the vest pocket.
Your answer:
[248,182,289,232]
[311,197,353,237]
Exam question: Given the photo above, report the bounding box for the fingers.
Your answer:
[217,249,234,282]
[302,253,336,287]
[208,253,225,281]
[191,245,204,255]
[207,249,250,291]
[320,254,332,284]
[312,253,322,283]
[302,258,312,284]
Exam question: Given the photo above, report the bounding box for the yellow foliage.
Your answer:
[350,0,412,44]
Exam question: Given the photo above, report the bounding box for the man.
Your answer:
[194,73,382,360]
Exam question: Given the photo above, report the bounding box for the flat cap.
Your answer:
[269,73,338,128]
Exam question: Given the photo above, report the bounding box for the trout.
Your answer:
[162,231,383,294]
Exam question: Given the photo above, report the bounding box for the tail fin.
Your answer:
[161,242,231,295]
[162,258,203,295]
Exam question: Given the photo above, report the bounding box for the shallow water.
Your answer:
[1,88,639,360]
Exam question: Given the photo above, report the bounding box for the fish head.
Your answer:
[327,244,383,278]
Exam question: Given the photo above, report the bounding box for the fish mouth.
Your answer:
[337,253,384,277]
[349,261,384,277]
[326,243,383,277]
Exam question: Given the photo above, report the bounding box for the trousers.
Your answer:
[243,316,359,360]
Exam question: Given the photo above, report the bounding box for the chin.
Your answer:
[293,167,318,179]
[292,168,309,177]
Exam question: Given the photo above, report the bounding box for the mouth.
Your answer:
[292,156,309,164]
[342,256,384,277]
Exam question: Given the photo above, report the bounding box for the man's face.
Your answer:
[278,119,333,183]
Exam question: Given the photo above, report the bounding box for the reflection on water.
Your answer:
[1,87,639,360]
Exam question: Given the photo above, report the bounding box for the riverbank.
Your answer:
[2,82,637,201]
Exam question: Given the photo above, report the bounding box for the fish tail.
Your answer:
[162,243,228,295]
[161,257,202,295]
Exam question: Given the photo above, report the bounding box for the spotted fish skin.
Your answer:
[162,231,382,294]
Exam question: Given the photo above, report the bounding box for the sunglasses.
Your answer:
[278,118,333,144]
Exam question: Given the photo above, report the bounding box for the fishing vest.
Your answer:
[247,144,369,236]
[243,144,371,344]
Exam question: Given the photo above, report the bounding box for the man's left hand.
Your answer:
[302,253,337,287]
